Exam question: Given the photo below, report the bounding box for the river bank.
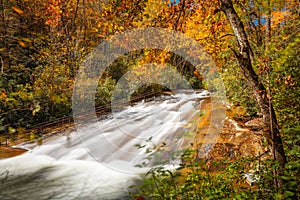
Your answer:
[0,146,27,159]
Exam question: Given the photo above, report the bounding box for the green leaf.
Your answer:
[8,127,16,134]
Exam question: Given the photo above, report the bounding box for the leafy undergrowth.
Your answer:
[129,104,300,200]
[130,140,299,200]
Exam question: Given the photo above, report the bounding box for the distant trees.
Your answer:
[0,0,202,143]
[0,0,102,142]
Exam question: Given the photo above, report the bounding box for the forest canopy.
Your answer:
[0,0,299,198]
[0,0,298,171]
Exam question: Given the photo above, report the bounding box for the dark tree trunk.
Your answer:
[219,0,287,166]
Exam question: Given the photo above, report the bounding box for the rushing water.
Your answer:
[0,90,211,200]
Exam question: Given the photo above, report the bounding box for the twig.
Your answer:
[0,56,3,74]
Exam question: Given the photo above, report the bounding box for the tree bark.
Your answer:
[219,0,287,166]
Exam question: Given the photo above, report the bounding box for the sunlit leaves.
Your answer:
[8,127,16,134]
[32,103,41,116]
[11,6,24,15]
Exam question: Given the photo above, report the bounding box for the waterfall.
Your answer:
[0,90,210,200]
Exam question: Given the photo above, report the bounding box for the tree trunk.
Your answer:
[219,0,287,166]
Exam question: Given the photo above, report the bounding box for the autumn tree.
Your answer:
[219,0,288,168]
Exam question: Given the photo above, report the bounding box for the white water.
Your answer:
[0,90,210,200]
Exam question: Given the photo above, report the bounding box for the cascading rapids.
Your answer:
[0,90,210,200]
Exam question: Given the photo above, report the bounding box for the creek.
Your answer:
[0,90,211,200]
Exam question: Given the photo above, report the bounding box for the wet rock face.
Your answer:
[206,143,237,159]
[245,118,265,130]
[199,119,266,162]
[221,119,265,157]
[0,146,27,159]
[196,99,268,164]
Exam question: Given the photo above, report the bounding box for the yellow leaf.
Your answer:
[21,37,32,43]
[0,91,7,99]
[17,40,27,47]
[8,127,16,134]
[30,132,35,141]
[32,104,41,116]
[11,6,24,15]
[50,94,56,102]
